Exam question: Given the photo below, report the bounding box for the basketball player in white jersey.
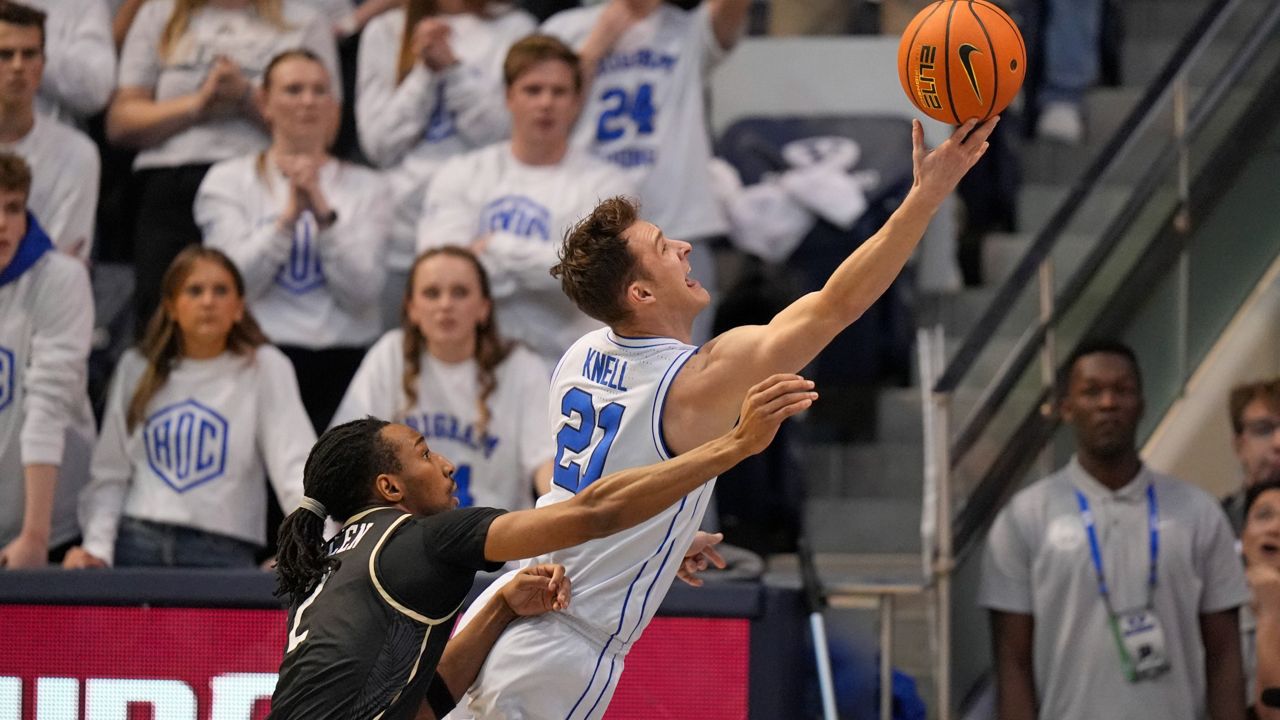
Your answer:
[449,116,1000,719]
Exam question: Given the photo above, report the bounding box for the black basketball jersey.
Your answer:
[268,505,505,720]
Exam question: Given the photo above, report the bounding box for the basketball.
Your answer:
[897,0,1026,124]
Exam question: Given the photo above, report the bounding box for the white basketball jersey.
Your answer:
[530,327,711,648]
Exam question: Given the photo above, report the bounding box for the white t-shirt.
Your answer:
[979,459,1250,720]
[332,330,552,512]
[542,2,730,240]
[356,7,535,269]
[24,0,117,124]
[417,142,633,362]
[79,346,314,564]
[0,250,95,548]
[1,114,100,261]
[195,154,391,349]
[118,0,340,170]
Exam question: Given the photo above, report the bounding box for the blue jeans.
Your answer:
[114,518,258,568]
[1044,0,1104,104]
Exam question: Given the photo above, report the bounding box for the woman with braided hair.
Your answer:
[269,372,818,720]
[331,247,552,512]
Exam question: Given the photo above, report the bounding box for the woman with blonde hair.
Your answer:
[108,0,339,331]
[197,49,389,432]
[355,0,534,327]
[63,246,314,568]
[332,247,552,513]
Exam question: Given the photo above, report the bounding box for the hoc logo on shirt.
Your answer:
[144,399,230,492]
[478,195,551,241]
[0,346,12,413]
[274,214,326,294]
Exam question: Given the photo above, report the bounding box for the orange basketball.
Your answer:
[897,0,1026,124]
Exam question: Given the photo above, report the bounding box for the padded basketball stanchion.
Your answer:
[797,536,839,720]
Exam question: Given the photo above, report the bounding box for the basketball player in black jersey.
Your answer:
[267,373,817,720]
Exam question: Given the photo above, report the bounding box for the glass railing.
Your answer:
[929,0,1280,554]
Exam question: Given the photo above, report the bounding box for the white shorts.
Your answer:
[446,613,627,720]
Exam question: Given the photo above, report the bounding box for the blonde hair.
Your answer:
[160,0,289,60]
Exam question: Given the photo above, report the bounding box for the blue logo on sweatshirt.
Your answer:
[478,195,551,241]
[0,346,12,413]
[275,215,326,294]
[144,399,230,492]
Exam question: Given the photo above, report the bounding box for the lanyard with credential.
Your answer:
[1075,483,1159,680]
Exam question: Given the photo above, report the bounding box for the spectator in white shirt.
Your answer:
[333,247,553,514]
[0,2,100,261]
[197,49,389,432]
[0,152,94,569]
[356,0,534,328]
[417,34,633,362]
[21,0,116,125]
[63,246,313,569]
[108,0,339,331]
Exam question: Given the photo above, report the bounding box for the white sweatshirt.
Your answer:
[118,0,340,170]
[542,2,731,240]
[195,154,391,349]
[417,142,632,362]
[0,250,95,548]
[79,346,313,564]
[332,330,551,512]
[25,0,117,123]
[355,6,535,270]
[0,114,101,261]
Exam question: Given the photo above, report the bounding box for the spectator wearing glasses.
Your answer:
[1225,379,1280,536]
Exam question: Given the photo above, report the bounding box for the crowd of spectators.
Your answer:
[0,0,753,571]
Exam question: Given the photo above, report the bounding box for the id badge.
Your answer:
[1118,609,1171,681]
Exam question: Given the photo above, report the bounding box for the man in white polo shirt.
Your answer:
[981,340,1249,720]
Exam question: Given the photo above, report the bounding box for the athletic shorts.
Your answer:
[447,612,627,720]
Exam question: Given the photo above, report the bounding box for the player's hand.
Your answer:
[910,116,997,206]
[61,546,108,570]
[500,563,572,616]
[1249,563,1280,619]
[0,532,48,569]
[677,531,726,587]
[730,374,817,455]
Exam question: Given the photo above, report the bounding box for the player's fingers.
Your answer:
[744,373,806,403]
[556,574,572,609]
[949,118,980,145]
[758,389,819,417]
[912,119,925,168]
[966,115,1000,146]
[548,564,566,596]
[746,376,815,411]
[703,544,727,569]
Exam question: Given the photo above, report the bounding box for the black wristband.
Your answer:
[426,672,457,718]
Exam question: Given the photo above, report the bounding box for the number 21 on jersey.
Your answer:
[553,388,626,493]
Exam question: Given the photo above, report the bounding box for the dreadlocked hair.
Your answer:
[274,417,401,602]
[400,247,512,439]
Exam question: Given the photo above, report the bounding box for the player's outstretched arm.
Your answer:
[417,564,571,720]
[481,374,817,562]
[667,118,997,452]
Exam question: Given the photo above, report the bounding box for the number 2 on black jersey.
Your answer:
[553,388,626,493]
